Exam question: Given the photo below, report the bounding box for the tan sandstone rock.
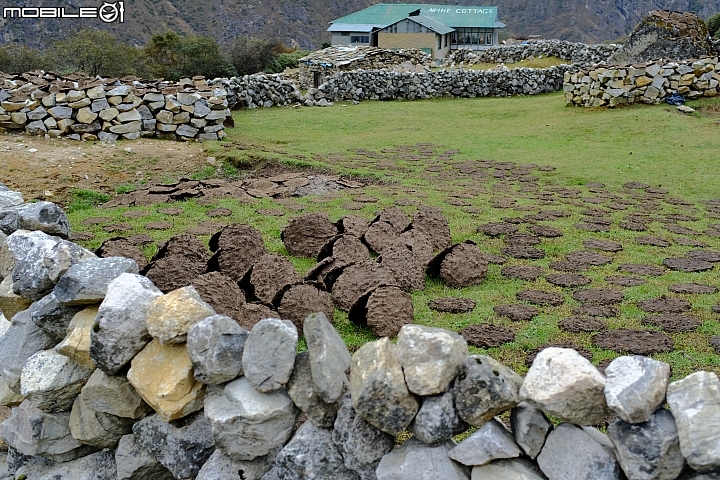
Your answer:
[0,276,32,320]
[127,339,205,422]
[56,306,98,368]
[145,286,215,344]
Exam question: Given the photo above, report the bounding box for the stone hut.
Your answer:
[298,46,430,89]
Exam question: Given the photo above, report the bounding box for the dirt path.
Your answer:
[0,133,210,206]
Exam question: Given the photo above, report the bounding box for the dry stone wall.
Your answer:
[442,40,620,67]
[301,65,576,105]
[0,72,231,141]
[1,185,720,479]
[564,56,720,107]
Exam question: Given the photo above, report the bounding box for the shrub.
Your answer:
[707,13,720,38]
[265,50,311,73]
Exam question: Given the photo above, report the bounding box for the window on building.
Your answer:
[351,35,369,43]
[437,34,442,50]
[444,34,448,47]
[451,28,494,46]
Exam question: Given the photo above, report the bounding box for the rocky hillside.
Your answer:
[1,0,720,50]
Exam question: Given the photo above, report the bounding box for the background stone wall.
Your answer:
[301,65,576,105]
[442,40,620,67]
[564,56,720,107]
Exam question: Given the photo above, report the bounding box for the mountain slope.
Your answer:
[1,0,719,50]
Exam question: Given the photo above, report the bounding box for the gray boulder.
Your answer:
[0,305,55,393]
[454,355,523,426]
[510,401,553,459]
[272,421,360,479]
[20,348,94,412]
[53,256,139,305]
[0,190,23,209]
[607,408,685,480]
[448,418,522,466]
[7,230,95,300]
[537,423,622,480]
[666,371,720,472]
[287,351,339,428]
[81,369,150,419]
[90,273,163,375]
[396,324,468,396]
[349,338,419,436]
[69,391,134,448]
[132,411,216,480]
[187,314,249,385]
[604,356,670,424]
[14,449,116,480]
[116,434,174,480]
[305,312,351,403]
[0,400,93,462]
[204,376,297,461]
[410,390,468,446]
[198,448,278,480]
[332,393,394,480]
[29,292,84,343]
[242,318,298,393]
[470,457,547,480]
[376,438,470,480]
[520,347,610,425]
[0,201,70,238]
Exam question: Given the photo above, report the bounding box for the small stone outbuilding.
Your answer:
[298,46,430,90]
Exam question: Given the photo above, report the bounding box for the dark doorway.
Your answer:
[313,72,321,88]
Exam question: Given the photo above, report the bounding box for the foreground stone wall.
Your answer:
[0,73,231,141]
[442,40,620,67]
[564,56,720,107]
[1,186,719,479]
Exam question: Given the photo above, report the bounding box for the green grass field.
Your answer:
[69,91,720,380]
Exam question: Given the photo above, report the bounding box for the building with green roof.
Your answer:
[329,4,505,59]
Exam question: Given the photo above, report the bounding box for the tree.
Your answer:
[0,43,54,74]
[52,28,138,77]
[707,13,720,38]
[228,36,283,76]
[141,30,182,79]
[174,36,236,79]
[141,31,235,80]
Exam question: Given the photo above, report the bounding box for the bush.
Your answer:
[52,28,138,77]
[707,13,720,38]
[265,50,310,73]
[0,43,54,74]
[228,36,283,76]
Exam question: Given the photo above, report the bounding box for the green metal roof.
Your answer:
[330,4,504,29]
[404,15,455,35]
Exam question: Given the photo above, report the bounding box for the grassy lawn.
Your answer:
[69,92,720,380]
